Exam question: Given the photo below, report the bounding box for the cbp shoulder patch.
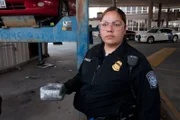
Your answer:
[146,71,158,89]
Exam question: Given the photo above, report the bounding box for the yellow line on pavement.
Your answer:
[147,48,177,67]
[154,68,180,73]
[147,48,180,119]
[160,89,180,119]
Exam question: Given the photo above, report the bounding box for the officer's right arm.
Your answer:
[64,49,92,94]
[64,70,82,94]
[64,47,94,94]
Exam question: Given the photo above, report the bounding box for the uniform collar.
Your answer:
[95,40,129,60]
[111,40,129,59]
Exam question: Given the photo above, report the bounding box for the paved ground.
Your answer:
[129,40,180,113]
[0,38,180,120]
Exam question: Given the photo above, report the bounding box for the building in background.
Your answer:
[89,7,180,32]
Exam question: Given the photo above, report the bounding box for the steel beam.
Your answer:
[76,0,89,69]
[0,17,77,42]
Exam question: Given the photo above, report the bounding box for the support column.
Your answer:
[138,20,140,31]
[157,3,162,27]
[179,20,180,31]
[145,19,148,30]
[38,43,44,65]
[148,0,153,29]
[44,42,49,57]
[166,8,170,27]
[112,0,116,7]
[76,0,89,69]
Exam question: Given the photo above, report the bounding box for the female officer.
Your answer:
[60,6,160,120]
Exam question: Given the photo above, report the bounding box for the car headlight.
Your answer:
[38,2,45,7]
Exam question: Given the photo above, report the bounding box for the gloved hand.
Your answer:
[59,83,68,99]
[40,83,68,101]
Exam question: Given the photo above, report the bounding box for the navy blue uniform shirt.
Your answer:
[65,40,160,120]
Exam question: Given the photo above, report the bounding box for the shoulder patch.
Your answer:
[146,71,158,89]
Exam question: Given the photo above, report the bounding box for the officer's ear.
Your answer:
[123,24,127,35]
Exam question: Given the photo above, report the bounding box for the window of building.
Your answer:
[127,20,139,31]
[139,22,145,31]
[144,19,148,31]
[128,20,133,26]
[132,7,136,13]
[128,20,132,31]
[137,7,142,13]
[128,27,133,31]
[154,7,159,13]
[127,7,131,14]
[139,20,146,31]
[127,19,148,31]
[162,9,167,12]
[133,20,138,31]
[142,7,148,13]
[174,9,180,13]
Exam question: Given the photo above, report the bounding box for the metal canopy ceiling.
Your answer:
[89,0,180,8]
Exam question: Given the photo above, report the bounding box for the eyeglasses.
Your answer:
[99,20,125,31]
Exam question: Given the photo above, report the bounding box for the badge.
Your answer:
[146,71,158,89]
[112,61,122,71]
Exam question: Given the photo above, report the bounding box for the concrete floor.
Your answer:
[0,42,87,120]
[0,38,180,120]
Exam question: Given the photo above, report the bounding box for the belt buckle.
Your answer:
[96,116,119,120]
[120,113,134,120]
[95,117,106,120]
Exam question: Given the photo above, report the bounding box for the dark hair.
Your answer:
[101,6,126,24]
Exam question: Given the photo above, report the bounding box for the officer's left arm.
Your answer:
[135,58,160,120]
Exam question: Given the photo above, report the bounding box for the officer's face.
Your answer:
[99,11,126,46]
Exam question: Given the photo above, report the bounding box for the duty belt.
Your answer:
[89,114,134,120]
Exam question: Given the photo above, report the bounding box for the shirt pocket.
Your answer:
[103,58,130,84]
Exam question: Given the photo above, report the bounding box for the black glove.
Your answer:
[59,84,68,99]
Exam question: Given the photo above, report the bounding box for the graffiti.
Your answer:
[9,32,17,39]
[1,31,9,39]
[0,16,77,42]
[0,30,54,41]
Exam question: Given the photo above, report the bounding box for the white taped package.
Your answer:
[40,83,64,101]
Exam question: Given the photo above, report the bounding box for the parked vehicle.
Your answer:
[135,28,180,43]
[0,0,76,27]
[125,30,136,40]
